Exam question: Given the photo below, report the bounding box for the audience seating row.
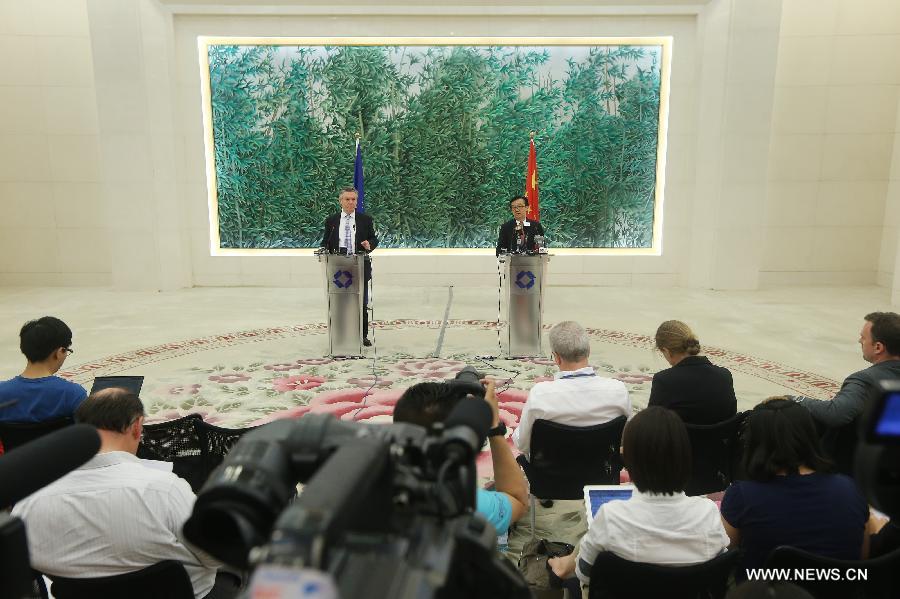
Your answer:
[516,411,748,502]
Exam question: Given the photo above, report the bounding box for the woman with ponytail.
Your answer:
[648,320,737,424]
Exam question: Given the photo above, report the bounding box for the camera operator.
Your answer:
[394,378,528,537]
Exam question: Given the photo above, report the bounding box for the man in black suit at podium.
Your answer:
[496,195,545,256]
[320,187,378,346]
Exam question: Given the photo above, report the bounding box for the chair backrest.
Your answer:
[587,550,739,599]
[518,415,627,500]
[137,414,205,491]
[0,417,73,455]
[819,417,860,477]
[683,411,746,496]
[48,560,194,599]
[764,545,900,599]
[195,419,257,482]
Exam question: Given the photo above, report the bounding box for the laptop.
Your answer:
[583,484,635,521]
[89,375,144,395]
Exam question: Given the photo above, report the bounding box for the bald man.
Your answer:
[12,389,239,598]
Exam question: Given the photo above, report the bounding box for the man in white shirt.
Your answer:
[512,320,631,457]
[12,388,238,599]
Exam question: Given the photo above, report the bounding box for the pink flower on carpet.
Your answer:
[613,372,653,384]
[295,358,334,365]
[208,373,251,384]
[496,387,528,427]
[254,387,406,424]
[521,357,556,366]
[347,375,393,388]
[264,363,303,372]
[272,375,327,393]
[532,375,554,383]
[393,358,467,379]
[168,384,201,395]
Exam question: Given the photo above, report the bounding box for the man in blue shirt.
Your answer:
[0,316,86,423]
[393,379,527,536]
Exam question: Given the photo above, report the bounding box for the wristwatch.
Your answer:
[488,422,507,437]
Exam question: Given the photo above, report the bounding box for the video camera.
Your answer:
[183,367,528,599]
[856,379,900,519]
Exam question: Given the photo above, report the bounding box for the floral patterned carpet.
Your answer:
[57,319,841,481]
[59,319,840,429]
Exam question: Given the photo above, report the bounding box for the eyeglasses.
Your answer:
[63,348,74,355]
[511,204,527,209]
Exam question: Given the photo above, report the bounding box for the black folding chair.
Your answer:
[683,412,746,496]
[47,560,194,599]
[0,417,73,454]
[195,419,258,484]
[764,545,900,599]
[137,413,205,491]
[587,550,739,599]
[516,416,627,501]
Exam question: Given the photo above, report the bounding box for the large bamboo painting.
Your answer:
[199,37,671,253]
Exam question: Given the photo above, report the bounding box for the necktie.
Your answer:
[343,215,352,254]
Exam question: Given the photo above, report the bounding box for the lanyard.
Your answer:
[560,372,596,380]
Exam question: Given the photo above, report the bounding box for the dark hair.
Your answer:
[509,195,528,208]
[655,320,701,356]
[741,398,832,482]
[865,311,900,356]
[75,388,145,433]
[339,186,358,198]
[622,406,691,494]
[393,382,468,428]
[19,316,73,363]
[726,581,814,599]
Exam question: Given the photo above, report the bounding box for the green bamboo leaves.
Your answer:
[207,44,662,249]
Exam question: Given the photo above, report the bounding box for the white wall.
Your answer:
[0,0,108,286]
[762,0,900,287]
[1,0,899,303]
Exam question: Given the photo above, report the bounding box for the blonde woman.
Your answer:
[648,320,737,424]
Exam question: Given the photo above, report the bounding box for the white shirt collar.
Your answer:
[553,365,595,380]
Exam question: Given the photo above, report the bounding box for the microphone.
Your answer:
[440,397,492,465]
[0,424,101,508]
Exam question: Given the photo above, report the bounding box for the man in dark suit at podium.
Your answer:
[496,195,544,256]
[320,187,378,346]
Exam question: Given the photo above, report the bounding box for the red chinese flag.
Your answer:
[525,139,540,221]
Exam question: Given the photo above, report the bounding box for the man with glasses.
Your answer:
[0,316,86,423]
[496,195,545,256]
[320,187,379,347]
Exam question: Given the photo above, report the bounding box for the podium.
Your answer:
[498,253,549,358]
[318,252,366,357]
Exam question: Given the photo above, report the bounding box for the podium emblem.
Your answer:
[515,270,536,290]
[332,270,353,289]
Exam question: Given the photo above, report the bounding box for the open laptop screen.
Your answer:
[583,484,634,521]
[89,376,144,395]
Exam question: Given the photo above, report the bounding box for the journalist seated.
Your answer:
[720,397,873,581]
[0,316,86,423]
[548,406,729,585]
[12,388,239,599]
[393,379,528,537]
[512,320,631,457]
